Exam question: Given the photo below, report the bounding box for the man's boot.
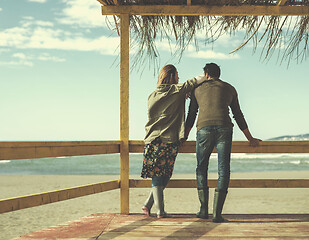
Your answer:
[196,187,209,219]
[152,186,166,218]
[212,189,228,223]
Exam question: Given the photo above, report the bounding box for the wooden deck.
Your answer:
[14,213,309,239]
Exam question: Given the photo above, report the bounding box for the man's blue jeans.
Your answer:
[196,126,233,192]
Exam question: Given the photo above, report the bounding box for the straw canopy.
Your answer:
[99,1,309,69]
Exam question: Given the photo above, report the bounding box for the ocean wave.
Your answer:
[0,160,11,164]
[233,159,309,165]
[230,153,309,159]
[290,160,301,165]
[1,153,308,175]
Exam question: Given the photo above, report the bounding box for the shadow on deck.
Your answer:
[14,213,309,239]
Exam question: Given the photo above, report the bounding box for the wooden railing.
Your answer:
[0,140,309,214]
[130,140,309,153]
[0,141,120,160]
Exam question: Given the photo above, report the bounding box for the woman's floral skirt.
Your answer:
[141,138,179,179]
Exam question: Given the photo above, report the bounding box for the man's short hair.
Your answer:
[203,63,221,78]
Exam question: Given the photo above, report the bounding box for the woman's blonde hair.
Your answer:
[157,64,177,86]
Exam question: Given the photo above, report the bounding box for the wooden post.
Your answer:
[120,13,130,214]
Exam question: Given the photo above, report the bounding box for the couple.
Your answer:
[140,63,261,222]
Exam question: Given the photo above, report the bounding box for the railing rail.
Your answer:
[0,180,120,214]
[130,179,309,188]
[1,140,308,161]
[130,140,309,153]
[0,141,121,160]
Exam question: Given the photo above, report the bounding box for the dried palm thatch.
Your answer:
[100,0,309,69]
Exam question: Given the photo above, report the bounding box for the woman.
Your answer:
[141,64,206,218]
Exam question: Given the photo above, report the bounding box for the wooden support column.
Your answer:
[120,13,130,214]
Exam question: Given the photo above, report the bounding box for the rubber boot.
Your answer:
[142,183,168,216]
[196,187,209,219]
[142,190,154,216]
[212,189,228,223]
[152,186,166,218]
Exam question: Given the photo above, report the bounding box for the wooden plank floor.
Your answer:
[15,213,309,239]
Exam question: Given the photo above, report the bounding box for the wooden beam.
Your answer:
[101,5,309,16]
[0,180,120,214]
[130,179,309,188]
[0,141,121,160]
[129,141,309,153]
[120,14,130,215]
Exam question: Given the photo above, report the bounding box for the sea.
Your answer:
[0,153,309,175]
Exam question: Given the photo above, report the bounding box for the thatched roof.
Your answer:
[99,1,309,69]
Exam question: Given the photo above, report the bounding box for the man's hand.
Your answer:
[249,137,262,147]
[242,128,262,147]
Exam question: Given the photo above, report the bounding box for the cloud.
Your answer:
[0,53,34,67]
[28,0,47,3]
[0,18,119,55]
[57,0,110,28]
[37,53,66,62]
[0,48,9,53]
[0,26,30,47]
[0,52,66,67]
[156,39,177,53]
[186,50,240,60]
[13,53,27,60]
[0,60,33,67]
[25,20,54,28]
[153,39,240,60]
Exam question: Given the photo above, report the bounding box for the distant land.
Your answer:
[268,133,309,141]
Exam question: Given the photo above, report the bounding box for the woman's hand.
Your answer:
[195,75,207,85]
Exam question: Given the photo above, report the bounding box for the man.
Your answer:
[185,63,261,223]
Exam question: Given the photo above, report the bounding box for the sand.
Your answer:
[0,171,309,240]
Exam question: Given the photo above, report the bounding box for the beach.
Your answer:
[1,171,309,240]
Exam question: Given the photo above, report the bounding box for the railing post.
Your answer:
[120,13,130,214]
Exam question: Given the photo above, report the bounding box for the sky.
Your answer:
[0,0,309,142]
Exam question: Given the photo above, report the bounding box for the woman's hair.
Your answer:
[157,64,177,86]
